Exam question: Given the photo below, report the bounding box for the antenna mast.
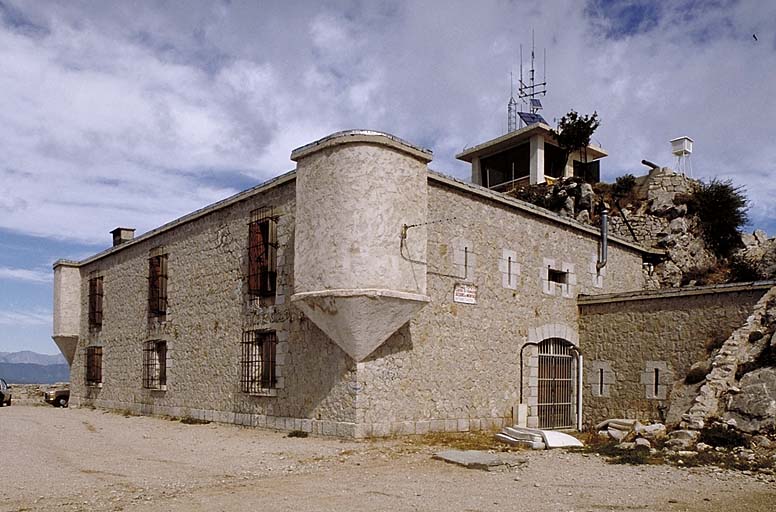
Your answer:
[516,30,548,127]
[507,71,518,132]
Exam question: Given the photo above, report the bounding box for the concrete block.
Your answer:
[430,419,446,432]
[371,422,390,437]
[415,420,430,435]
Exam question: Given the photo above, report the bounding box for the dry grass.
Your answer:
[401,430,517,452]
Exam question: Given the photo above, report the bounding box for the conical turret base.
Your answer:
[291,289,429,361]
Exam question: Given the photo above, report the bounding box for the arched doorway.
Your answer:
[537,338,577,429]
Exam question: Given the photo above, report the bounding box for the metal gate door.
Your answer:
[537,338,575,429]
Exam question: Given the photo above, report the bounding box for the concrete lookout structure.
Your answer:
[54,129,669,437]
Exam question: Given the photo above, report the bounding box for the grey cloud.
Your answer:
[1,0,774,243]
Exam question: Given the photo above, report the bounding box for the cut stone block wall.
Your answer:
[354,178,646,434]
[578,284,770,427]
[65,157,648,437]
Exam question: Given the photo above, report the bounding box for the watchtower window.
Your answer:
[248,207,277,298]
[548,268,568,285]
[88,276,103,330]
[148,254,168,320]
[480,142,530,191]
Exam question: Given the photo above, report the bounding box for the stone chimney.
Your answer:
[110,227,135,246]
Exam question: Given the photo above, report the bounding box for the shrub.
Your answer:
[688,179,749,258]
[613,173,636,197]
[728,255,763,283]
[287,430,309,438]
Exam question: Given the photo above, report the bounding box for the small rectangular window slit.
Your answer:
[508,256,513,286]
[464,247,469,279]
[654,368,660,396]
[599,368,604,396]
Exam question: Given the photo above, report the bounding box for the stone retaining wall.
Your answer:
[578,283,772,427]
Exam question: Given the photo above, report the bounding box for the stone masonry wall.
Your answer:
[71,179,363,437]
[578,285,769,428]
[67,167,648,438]
[355,177,646,435]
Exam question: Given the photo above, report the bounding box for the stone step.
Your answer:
[495,433,545,450]
[502,426,544,442]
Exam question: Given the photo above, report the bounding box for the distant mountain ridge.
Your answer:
[0,363,70,384]
[0,350,66,365]
[0,351,69,384]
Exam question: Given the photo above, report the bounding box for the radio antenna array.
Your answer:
[513,29,548,129]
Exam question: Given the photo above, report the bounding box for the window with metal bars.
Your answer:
[85,346,102,386]
[148,254,168,320]
[240,331,277,393]
[88,276,103,330]
[247,207,277,298]
[142,340,167,390]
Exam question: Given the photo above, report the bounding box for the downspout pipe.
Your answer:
[596,206,608,272]
[571,348,584,431]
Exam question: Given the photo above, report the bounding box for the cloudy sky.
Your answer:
[1,0,774,355]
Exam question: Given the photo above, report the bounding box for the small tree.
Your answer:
[689,179,749,259]
[550,110,600,176]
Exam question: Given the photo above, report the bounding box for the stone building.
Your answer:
[52,129,678,437]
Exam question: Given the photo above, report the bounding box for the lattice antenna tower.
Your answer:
[518,30,548,128]
[507,71,518,132]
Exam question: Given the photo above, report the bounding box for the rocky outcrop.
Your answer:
[610,167,717,288]
[508,167,718,288]
[737,230,776,280]
[678,286,776,431]
[726,366,776,432]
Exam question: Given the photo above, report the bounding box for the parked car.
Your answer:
[0,378,11,406]
[44,388,69,408]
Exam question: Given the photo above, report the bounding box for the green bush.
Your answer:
[728,255,763,282]
[613,173,636,197]
[688,179,749,258]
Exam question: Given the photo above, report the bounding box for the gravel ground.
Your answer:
[2,405,774,512]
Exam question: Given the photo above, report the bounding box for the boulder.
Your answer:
[635,437,652,449]
[754,229,769,245]
[635,423,666,439]
[665,429,699,450]
[577,183,594,212]
[669,217,687,234]
[725,367,776,433]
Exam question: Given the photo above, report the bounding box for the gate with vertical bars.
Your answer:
[537,338,576,429]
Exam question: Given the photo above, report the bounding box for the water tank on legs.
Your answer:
[290,130,431,361]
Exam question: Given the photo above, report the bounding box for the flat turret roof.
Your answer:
[456,123,607,162]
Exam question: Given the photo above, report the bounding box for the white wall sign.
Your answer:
[453,283,477,304]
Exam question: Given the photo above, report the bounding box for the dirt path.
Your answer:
[2,406,774,511]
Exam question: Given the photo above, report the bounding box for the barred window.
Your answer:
[88,276,103,330]
[240,331,277,393]
[148,254,168,320]
[247,207,277,297]
[85,346,102,386]
[143,340,167,390]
